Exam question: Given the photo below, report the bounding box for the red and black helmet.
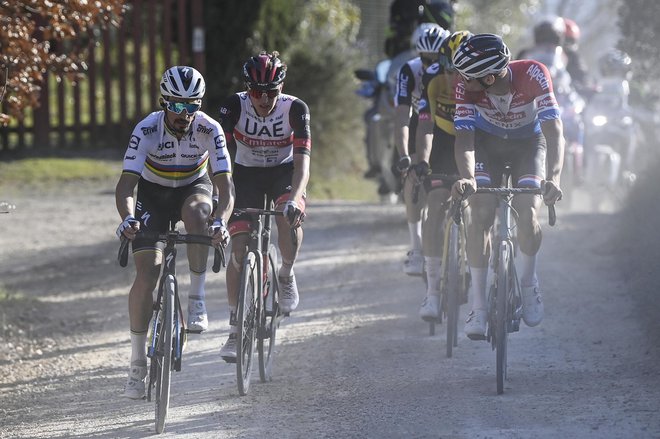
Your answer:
[243,51,287,90]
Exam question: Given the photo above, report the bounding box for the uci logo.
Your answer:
[157,141,175,151]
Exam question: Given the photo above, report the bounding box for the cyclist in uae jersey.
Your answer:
[450,34,564,340]
[115,66,234,399]
[415,30,472,322]
[216,51,311,362]
[394,24,449,277]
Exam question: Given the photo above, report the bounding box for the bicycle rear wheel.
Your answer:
[258,244,279,382]
[495,241,511,395]
[445,222,461,358]
[237,252,260,396]
[155,274,175,433]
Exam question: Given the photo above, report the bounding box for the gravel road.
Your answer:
[0,183,659,438]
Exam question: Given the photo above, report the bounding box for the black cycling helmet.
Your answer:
[419,0,455,31]
[243,51,287,90]
[533,16,565,46]
[598,49,632,77]
[452,33,511,79]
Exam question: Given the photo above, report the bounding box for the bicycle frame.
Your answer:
[474,183,556,394]
[118,226,224,433]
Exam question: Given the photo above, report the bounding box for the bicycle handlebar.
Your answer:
[474,187,556,227]
[412,173,460,204]
[234,207,302,247]
[118,231,226,272]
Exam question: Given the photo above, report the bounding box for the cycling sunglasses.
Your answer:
[165,100,201,114]
[248,87,281,99]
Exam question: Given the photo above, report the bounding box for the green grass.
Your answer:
[0,156,380,201]
[0,157,122,193]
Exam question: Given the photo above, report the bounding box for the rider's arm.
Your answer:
[540,117,565,203]
[394,105,412,157]
[288,99,312,205]
[451,129,477,198]
[211,172,234,224]
[115,172,140,221]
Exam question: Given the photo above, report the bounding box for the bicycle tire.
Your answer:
[445,222,461,358]
[258,244,279,382]
[495,241,510,395]
[155,274,175,433]
[237,252,259,396]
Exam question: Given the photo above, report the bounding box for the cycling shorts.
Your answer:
[425,127,458,193]
[474,130,546,188]
[133,175,212,252]
[228,162,306,236]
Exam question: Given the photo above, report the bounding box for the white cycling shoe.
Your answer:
[403,250,424,276]
[522,286,544,327]
[123,361,147,400]
[278,275,299,313]
[187,299,208,332]
[464,309,488,340]
[419,295,440,321]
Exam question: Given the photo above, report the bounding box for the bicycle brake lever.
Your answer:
[118,236,130,267]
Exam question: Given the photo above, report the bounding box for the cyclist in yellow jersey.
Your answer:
[416,31,472,320]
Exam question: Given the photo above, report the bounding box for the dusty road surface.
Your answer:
[1,182,659,438]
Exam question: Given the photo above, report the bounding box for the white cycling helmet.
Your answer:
[160,66,206,99]
[415,24,450,55]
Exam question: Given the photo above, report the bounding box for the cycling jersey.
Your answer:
[421,61,455,135]
[454,60,561,139]
[394,57,426,114]
[218,92,311,167]
[121,111,231,187]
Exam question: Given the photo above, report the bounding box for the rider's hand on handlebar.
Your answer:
[451,178,477,200]
[395,155,412,173]
[412,161,431,179]
[543,180,563,205]
[284,200,305,228]
[210,218,230,248]
[116,215,139,240]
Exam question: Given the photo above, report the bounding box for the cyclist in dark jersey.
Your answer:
[216,51,311,362]
[115,66,234,398]
[395,24,449,276]
[450,34,564,339]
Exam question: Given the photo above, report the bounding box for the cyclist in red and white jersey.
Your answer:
[115,66,234,398]
[217,51,311,362]
[450,34,564,339]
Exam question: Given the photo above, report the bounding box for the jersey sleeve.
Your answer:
[121,116,152,177]
[204,117,232,177]
[526,61,561,122]
[453,80,477,131]
[394,63,415,107]
[217,94,242,146]
[289,99,311,156]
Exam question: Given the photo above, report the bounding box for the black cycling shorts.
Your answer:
[424,127,459,193]
[228,162,305,236]
[133,175,212,252]
[474,130,546,188]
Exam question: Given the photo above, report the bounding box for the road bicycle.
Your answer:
[421,174,471,359]
[231,201,298,396]
[118,225,224,434]
[470,177,556,395]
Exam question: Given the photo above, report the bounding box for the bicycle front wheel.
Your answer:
[237,252,260,396]
[258,245,279,382]
[155,274,175,433]
[445,223,461,358]
[495,241,511,395]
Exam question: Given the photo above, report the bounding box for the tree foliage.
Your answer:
[0,0,126,125]
[618,0,660,90]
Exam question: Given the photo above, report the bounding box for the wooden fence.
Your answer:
[0,0,206,154]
